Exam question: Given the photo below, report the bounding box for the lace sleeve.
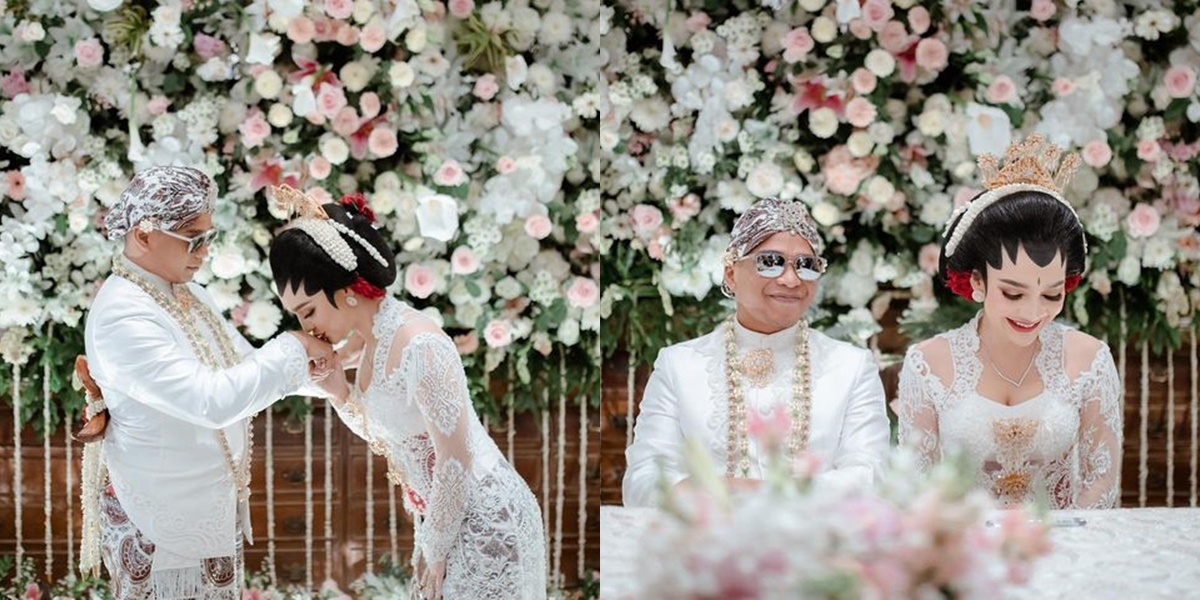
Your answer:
[895,347,944,472]
[398,332,473,564]
[1073,345,1122,509]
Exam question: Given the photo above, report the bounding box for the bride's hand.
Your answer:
[418,559,445,600]
[314,352,350,400]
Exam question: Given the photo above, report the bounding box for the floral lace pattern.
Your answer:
[331,297,546,597]
[897,313,1122,508]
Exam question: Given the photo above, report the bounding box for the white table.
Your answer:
[600,505,1200,599]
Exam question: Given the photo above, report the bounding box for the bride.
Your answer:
[268,185,546,599]
[896,136,1122,509]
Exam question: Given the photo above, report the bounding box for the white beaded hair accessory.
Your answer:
[943,134,1085,257]
[270,184,389,272]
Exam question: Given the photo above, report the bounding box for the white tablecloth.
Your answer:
[600,505,1200,599]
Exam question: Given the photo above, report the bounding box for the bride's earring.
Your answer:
[345,293,359,307]
[971,289,984,303]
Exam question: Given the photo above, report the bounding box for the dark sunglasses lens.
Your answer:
[755,252,786,278]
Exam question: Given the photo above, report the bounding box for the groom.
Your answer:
[81,166,332,599]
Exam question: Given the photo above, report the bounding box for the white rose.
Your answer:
[793,149,815,173]
[340,62,372,92]
[372,188,398,216]
[209,246,247,279]
[405,26,427,53]
[255,70,284,99]
[811,17,837,43]
[267,103,293,127]
[1116,255,1141,285]
[353,0,375,22]
[20,22,46,43]
[811,201,842,226]
[88,0,124,11]
[506,55,528,90]
[389,61,416,88]
[245,301,283,340]
[268,0,304,18]
[557,318,580,346]
[799,0,826,11]
[847,131,874,157]
[865,176,895,207]
[809,107,839,139]
[915,110,945,137]
[746,162,785,198]
[714,117,740,142]
[864,49,895,77]
[965,102,1012,157]
[919,194,952,225]
[246,33,281,65]
[415,194,460,242]
[320,137,350,165]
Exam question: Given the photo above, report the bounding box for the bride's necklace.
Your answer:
[979,335,1038,388]
[724,315,812,478]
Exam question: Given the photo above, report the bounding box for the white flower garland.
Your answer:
[366,445,375,573]
[507,362,516,464]
[1118,300,1128,508]
[541,389,551,584]
[554,363,566,588]
[578,388,588,579]
[265,408,278,584]
[1191,328,1198,508]
[1139,341,1149,508]
[626,356,636,448]
[304,405,314,592]
[1168,348,1176,507]
[388,468,398,564]
[324,399,333,581]
[66,416,74,574]
[13,362,23,568]
[43,346,52,579]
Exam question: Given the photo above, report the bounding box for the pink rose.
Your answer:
[1126,203,1161,238]
[315,82,348,118]
[335,25,360,46]
[782,27,815,63]
[566,277,599,309]
[918,243,940,275]
[630,204,663,236]
[524,214,553,240]
[74,38,105,68]
[353,93,378,120]
[668,193,701,222]
[576,211,599,234]
[1137,139,1163,162]
[332,107,361,136]
[848,19,872,40]
[909,6,932,34]
[1164,65,1197,99]
[23,582,39,600]
[1030,0,1056,21]
[878,21,910,54]
[404,264,437,298]
[450,246,480,275]
[360,21,387,53]
[915,37,949,72]
[845,97,878,128]
[454,331,480,355]
[851,68,878,94]
[1082,140,1112,168]
[448,0,474,18]
[1052,77,1075,96]
[861,0,894,31]
[473,74,499,100]
[307,187,333,204]
[324,0,354,19]
[147,95,171,115]
[824,162,869,196]
[287,17,316,44]
[496,156,517,174]
[368,128,398,158]
[311,17,336,42]
[192,33,225,60]
[483,319,513,348]
[685,12,711,33]
[238,113,271,148]
[5,170,27,200]
[0,69,32,99]
[434,160,468,186]
[308,156,333,180]
[986,75,1018,104]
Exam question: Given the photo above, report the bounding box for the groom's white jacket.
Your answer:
[623,319,891,508]
[85,258,309,573]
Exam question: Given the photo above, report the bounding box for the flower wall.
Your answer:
[600,0,1200,364]
[0,0,607,427]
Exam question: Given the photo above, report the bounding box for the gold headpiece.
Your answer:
[270,184,328,220]
[978,134,1081,194]
[944,134,1086,257]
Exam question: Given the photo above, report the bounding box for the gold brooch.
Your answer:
[740,348,775,389]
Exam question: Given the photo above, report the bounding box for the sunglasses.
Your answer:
[159,228,221,254]
[748,251,827,281]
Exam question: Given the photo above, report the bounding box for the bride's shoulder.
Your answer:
[907,336,951,366]
[1061,328,1110,380]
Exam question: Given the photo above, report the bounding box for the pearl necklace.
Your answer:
[112,259,254,502]
[724,315,813,478]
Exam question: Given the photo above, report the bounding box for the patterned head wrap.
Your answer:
[104,166,217,239]
[725,197,825,265]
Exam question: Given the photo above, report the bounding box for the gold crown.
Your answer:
[270,184,328,220]
[978,134,1081,194]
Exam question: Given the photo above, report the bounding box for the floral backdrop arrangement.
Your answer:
[638,410,1052,599]
[600,0,1200,366]
[0,0,607,431]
